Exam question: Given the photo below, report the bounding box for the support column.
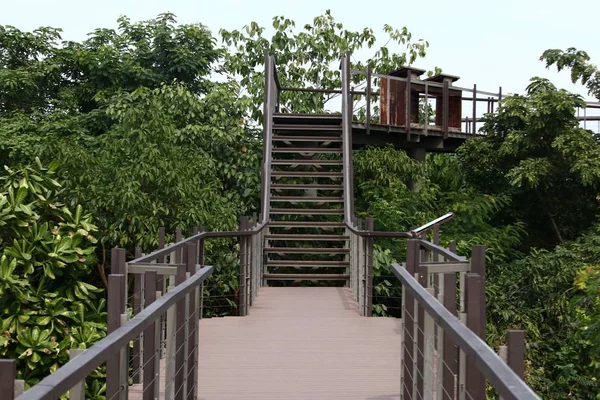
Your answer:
[407,147,426,191]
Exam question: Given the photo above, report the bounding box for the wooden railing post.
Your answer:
[143,271,158,400]
[0,359,16,400]
[507,330,525,378]
[443,79,449,138]
[185,242,198,400]
[107,262,126,400]
[68,349,85,400]
[195,227,205,320]
[239,216,249,316]
[442,272,458,400]
[132,247,144,384]
[403,239,419,400]
[175,263,187,400]
[365,218,374,317]
[465,273,485,400]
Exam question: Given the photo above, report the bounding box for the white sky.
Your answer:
[2,0,600,101]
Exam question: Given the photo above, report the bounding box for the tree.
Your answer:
[458,77,600,249]
[541,48,600,101]
[220,10,430,119]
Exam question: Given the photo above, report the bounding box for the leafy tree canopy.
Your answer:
[220,10,430,119]
[541,47,600,101]
[458,77,600,248]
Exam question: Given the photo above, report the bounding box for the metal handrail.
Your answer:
[391,263,541,400]
[17,266,214,400]
[129,225,268,265]
[410,212,455,236]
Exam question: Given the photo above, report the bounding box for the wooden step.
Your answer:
[271,159,342,166]
[264,247,349,254]
[272,148,341,154]
[267,260,349,267]
[265,234,349,240]
[270,196,343,203]
[269,208,343,215]
[273,135,342,142]
[271,171,343,178]
[273,124,342,132]
[263,273,349,281]
[269,221,346,228]
[271,183,343,190]
[273,113,342,124]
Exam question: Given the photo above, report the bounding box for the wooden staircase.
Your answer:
[265,113,350,285]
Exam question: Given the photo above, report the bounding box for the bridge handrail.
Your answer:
[15,265,214,400]
[391,263,541,400]
[130,223,268,265]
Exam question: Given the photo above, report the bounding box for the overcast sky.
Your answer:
[2,0,599,101]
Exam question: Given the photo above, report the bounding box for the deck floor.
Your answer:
[197,287,402,400]
[129,287,401,399]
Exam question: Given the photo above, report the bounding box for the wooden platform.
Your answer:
[129,287,402,399]
[197,287,401,399]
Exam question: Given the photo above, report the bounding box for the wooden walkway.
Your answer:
[129,287,401,399]
[197,287,401,400]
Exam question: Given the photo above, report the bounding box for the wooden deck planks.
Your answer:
[129,287,402,400]
[197,287,401,400]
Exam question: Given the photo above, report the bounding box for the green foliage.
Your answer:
[220,10,429,119]
[485,225,600,398]
[541,47,600,101]
[0,161,105,387]
[0,15,259,388]
[458,78,600,249]
[573,265,600,371]
[0,14,220,119]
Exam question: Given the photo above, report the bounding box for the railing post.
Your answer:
[143,271,158,400]
[416,262,427,400]
[175,263,187,400]
[465,273,485,400]
[239,216,249,316]
[507,330,525,378]
[406,72,412,139]
[366,65,372,135]
[442,273,458,400]
[403,239,419,400]
[157,227,166,263]
[107,268,126,400]
[443,80,449,138]
[365,218,374,317]
[357,219,364,309]
[195,227,205,320]
[472,84,477,134]
[186,242,198,400]
[68,349,86,400]
[132,247,144,384]
[0,359,16,400]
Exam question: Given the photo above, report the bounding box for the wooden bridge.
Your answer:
[1,54,544,400]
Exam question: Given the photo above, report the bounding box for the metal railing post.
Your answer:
[465,273,485,400]
[132,247,144,384]
[186,243,198,400]
[507,330,525,378]
[68,350,85,400]
[365,218,374,317]
[143,271,158,400]
[0,359,16,400]
[174,263,187,400]
[107,270,126,400]
[239,216,249,316]
[403,239,419,400]
[442,273,458,400]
